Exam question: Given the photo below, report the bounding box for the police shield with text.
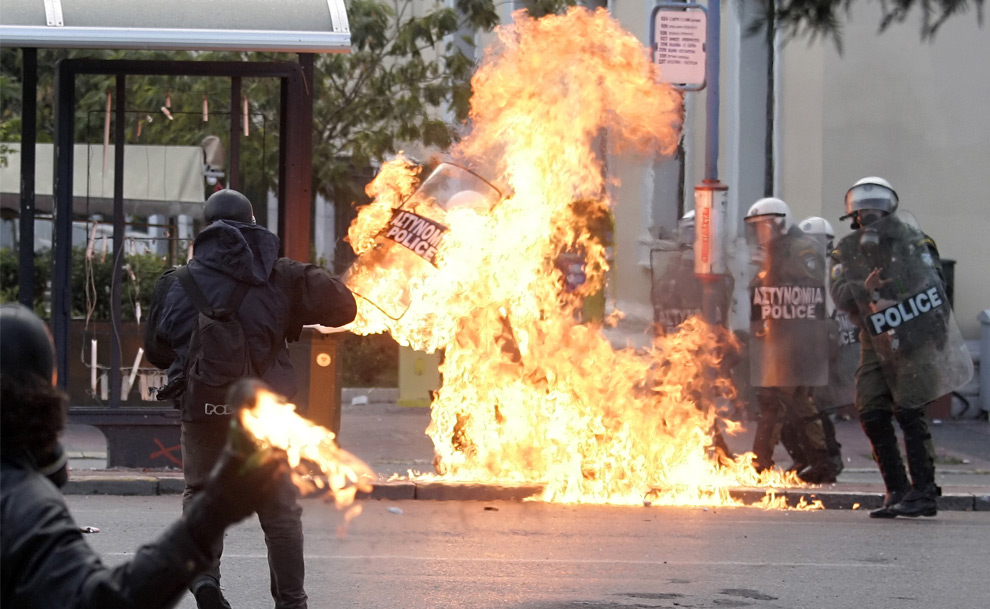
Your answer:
[745,198,837,484]
[831,176,973,518]
[652,211,703,335]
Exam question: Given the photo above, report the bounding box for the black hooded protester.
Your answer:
[144,189,357,609]
[1,304,287,609]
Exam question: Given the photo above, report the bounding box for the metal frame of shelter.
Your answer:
[48,57,316,405]
[3,0,351,409]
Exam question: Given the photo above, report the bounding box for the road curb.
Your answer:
[61,475,990,511]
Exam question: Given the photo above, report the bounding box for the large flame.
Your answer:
[345,8,819,508]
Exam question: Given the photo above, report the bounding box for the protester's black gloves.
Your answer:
[184,416,289,550]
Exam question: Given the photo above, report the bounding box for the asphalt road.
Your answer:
[67,495,989,609]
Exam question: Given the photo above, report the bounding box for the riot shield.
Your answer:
[832,212,973,407]
[650,247,703,335]
[748,230,829,387]
[343,164,501,319]
[814,309,859,410]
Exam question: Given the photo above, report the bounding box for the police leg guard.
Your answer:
[752,390,782,473]
[889,408,940,518]
[859,410,910,518]
[779,414,807,472]
[820,412,844,476]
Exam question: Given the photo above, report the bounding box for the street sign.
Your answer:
[651,4,707,88]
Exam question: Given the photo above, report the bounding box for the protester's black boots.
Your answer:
[192,575,233,609]
[889,408,940,517]
[860,411,910,518]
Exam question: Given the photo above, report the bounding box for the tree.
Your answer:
[749,0,985,47]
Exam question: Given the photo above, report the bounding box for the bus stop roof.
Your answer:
[0,0,350,53]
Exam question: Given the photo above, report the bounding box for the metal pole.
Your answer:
[704,0,720,182]
[109,74,126,408]
[18,48,37,309]
[52,62,75,389]
[229,76,241,190]
[699,0,723,324]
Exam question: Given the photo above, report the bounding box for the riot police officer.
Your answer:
[745,198,837,484]
[830,176,972,518]
[778,216,845,476]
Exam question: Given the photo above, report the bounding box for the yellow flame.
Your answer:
[343,8,822,509]
[239,389,375,512]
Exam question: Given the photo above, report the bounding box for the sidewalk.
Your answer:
[61,400,990,511]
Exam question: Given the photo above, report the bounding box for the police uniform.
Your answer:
[830,213,961,516]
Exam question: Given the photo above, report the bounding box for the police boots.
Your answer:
[889,484,941,517]
[889,408,940,518]
[859,411,911,519]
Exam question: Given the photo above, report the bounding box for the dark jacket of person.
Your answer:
[1,455,211,608]
[145,220,356,403]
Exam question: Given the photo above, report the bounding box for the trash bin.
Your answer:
[398,345,441,408]
[287,326,345,435]
[941,259,955,306]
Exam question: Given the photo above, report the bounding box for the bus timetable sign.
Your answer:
[651,4,707,88]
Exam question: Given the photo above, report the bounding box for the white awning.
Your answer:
[0,0,350,53]
[1,142,208,217]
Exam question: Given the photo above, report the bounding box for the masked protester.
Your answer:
[830,177,972,518]
[745,198,837,484]
[777,216,846,477]
[144,189,357,609]
[0,304,287,609]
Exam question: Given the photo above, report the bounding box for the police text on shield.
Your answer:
[382,210,448,266]
[867,286,943,336]
[751,286,825,321]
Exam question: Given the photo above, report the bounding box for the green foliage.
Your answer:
[1,246,168,321]
[0,247,51,315]
[748,0,985,48]
[70,249,169,322]
[341,331,399,387]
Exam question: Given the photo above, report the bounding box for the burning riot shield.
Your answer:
[832,212,973,407]
[748,230,829,388]
[343,163,501,319]
[650,247,703,335]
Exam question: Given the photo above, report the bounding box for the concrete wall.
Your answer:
[777,5,990,338]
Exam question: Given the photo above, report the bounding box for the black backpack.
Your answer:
[174,266,276,421]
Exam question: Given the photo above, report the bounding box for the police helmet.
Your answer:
[204,189,256,225]
[0,304,56,386]
[745,197,791,245]
[798,216,835,240]
[844,177,898,217]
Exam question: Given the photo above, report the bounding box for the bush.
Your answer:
[0,247,169,321]
[340,331,399,388]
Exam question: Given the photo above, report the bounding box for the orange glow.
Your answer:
[344,8,818,508]
[240,389,375,512]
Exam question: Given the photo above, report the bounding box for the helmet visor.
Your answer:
[745,215,783,246]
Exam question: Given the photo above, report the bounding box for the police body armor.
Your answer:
[651,247,703,335]
[749,229,829,387]
[833,211,973,407]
